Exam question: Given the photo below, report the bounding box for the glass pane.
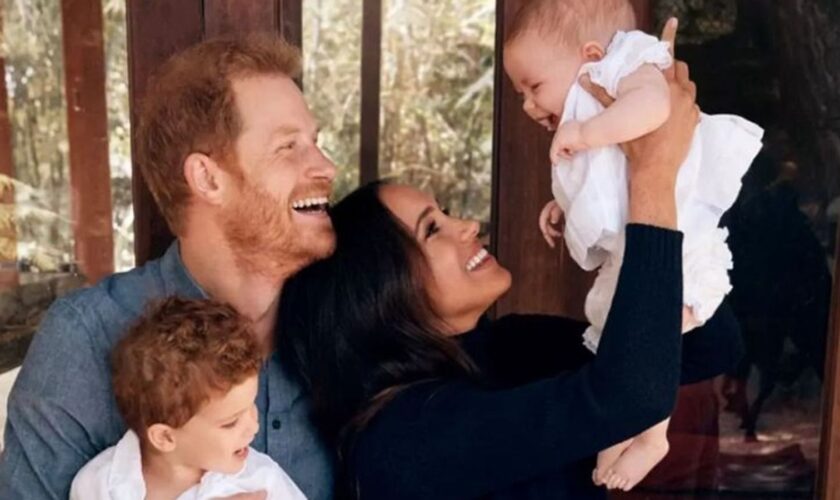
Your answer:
[379,0,496,225]
[0,0,77,448]
[0,0,130,446]
[103,0,133,272]
[4,0,72,273]
[302,0,363,203]
[615,1,837,497]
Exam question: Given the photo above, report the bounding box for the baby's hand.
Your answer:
[550,120,589,163]
[538,200,564,248]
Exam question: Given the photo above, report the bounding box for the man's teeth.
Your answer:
[291,196,329,210]
[466,248,489,272]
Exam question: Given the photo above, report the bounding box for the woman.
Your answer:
[279,30,741,500]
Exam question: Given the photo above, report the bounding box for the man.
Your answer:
[0,35,336,499]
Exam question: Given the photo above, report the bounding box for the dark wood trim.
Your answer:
[126,0,203,265]
[205,0,277,38]
[359,0,382,185]
[819,223,840,499]
[60,0,115,284]
[0,8,18,290]
[278,0,303,49]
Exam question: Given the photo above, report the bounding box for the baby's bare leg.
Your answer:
[593,438,634,486]
[604,418,671,491]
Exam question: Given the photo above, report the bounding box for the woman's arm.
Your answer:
[477,302,742,387]
[351,226,683,500]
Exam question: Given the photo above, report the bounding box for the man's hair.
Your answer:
[505,0,636,47]
[112,297,264,436]
[135,34,302,235]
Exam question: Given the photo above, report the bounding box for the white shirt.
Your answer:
[70,431,307,500]
[551,30,764,350]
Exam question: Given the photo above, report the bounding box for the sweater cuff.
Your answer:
[624,224,683,273]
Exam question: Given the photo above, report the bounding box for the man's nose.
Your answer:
[308,147,337,182]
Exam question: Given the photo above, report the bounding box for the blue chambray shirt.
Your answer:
[0,243,334,500]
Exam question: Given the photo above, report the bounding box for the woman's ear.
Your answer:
[146,423,177,453]
[581,41,605,62]
[183,152,228,206]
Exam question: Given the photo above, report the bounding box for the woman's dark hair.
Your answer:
[278,181,477,451]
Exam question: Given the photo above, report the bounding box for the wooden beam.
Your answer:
[205,0,277,38]
[126,0,203,265]
[0,7,18,290]
[60,0,115,284]
[278,0,303,49]
[492,0,592,319]
[359,0,382,185]
[820,222,840,499]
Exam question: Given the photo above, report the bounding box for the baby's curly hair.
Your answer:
[505,0,636,48]
[112,297,264,436]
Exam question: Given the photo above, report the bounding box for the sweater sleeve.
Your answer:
[680,301,744,384]
[349,225,684,500]
[482,303,742,387]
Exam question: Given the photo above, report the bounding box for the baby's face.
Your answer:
[504,30,583,130]
[172,375,260,475]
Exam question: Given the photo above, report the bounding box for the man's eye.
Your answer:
[221,419,238,429]
[277,142,295,152]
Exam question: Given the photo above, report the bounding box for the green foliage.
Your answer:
[304,0,496,222]
[2,0,133,272]
[2,0,72,266]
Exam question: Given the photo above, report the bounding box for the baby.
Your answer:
[503,0,762,492]
[70,297,306,500]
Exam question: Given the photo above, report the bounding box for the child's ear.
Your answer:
[147,424,177,453]
[581,42,605,62]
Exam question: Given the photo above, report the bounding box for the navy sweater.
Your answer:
[345,225,743,499]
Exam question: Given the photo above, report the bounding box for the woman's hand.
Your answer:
[579,18,699,229]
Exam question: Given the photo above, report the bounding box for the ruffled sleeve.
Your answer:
[583,30,672,98]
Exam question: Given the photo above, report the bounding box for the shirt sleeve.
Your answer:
[0,300,117,500]
[584,30,673,98]
[350,225,684,500]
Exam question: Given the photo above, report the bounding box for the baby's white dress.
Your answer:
[551,30,764,352]
[69,430,307,500]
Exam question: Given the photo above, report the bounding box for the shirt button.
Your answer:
[272,419,282,430]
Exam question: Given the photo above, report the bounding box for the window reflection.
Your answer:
[616,1,837,497]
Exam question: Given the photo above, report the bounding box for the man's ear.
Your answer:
[581,41,605,62]
[146,423,177,453]
[183,152,229,206]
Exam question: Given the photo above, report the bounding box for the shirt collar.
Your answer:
[107,430,148,497]
[159,242,208,299]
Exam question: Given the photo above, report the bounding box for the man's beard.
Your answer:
[220,182,334,281]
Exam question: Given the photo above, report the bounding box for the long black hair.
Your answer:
[278,181,477,452]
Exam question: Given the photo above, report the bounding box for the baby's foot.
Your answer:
[602,437,669,491]
[592,439,633,486]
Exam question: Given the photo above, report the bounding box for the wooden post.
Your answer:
[359,0,382,185]
[60,0,114,284]
[0,8,17,290]
[126,0,203,265]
